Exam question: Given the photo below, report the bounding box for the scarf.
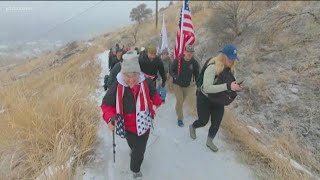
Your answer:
[115,74,153,138]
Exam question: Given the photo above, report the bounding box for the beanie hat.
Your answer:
[121,50,141,73]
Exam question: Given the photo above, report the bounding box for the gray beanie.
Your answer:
[121,50,141,73]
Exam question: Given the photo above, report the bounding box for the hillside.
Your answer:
[0,1,319,180]
[87,1,320,179]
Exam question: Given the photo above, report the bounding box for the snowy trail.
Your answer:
[83,51,254,180]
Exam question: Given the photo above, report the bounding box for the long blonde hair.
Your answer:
[208,53,236,75]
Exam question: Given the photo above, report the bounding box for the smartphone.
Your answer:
[237,80,244,85]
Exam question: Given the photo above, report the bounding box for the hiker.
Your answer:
[100,52,162,179]
[170,45,199,127]
[156,48,171,102]
[109,49,123,71]
[108,48,114,63]
[125,45,131,53]
[134,47,139,54]
[189,44,242,152]
[103,48,116,91]
[134,47,140,55]
[139,47,146,59]
[160,48,171,80]
[115,43,120,52]
[138,45,167,90]
[106,50,138,88]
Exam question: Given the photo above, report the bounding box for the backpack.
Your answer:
[207,68,237,106]
[196,58,214,88]
[103,74,109,91]
[196,58,237,106]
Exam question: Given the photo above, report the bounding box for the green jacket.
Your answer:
[201,64,237,95]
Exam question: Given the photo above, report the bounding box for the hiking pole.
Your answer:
[112,129,115,163]
[110,117,116,163]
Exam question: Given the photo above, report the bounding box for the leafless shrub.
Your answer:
[191,3,204,15]
[207,1,257,44]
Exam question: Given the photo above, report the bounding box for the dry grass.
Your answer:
[182,77,320,179]
[274,120,320,175]
[251,76,274,104]
[0,44,102,179]
[185,92,318,179]
[1,1,317,179]
[182,89,318,180]
[220,111,315,180]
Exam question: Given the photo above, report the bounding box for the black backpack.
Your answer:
[103,74,109,91]
[196,58,237,106]
[207,68,237,106]
[196,58,214,88]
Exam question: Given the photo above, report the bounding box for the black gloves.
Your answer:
[109,116,116,125]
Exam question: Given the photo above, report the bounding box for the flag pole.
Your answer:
[178,1,185,75]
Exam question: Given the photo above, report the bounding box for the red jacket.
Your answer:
[101,79,162,135]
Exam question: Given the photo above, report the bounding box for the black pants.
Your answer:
[125,131,150,173]
[192,91,225,139]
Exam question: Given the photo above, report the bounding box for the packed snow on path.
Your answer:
[83,50,254,180]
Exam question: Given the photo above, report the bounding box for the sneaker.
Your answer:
[177,120,184,127]
[206,137,218,152]
[133,172,142,179]
[189,125,196,139]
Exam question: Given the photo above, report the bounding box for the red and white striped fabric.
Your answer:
[174,0,196,75]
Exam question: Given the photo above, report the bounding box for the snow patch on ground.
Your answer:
[275,152,320,180]
[247,125,261,134]
[36,156,75,180]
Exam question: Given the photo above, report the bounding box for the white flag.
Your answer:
[158,15,169,55]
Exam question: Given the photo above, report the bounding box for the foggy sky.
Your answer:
[0,1,170,44]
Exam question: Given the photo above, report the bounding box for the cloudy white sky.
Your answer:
[0,1,171,44]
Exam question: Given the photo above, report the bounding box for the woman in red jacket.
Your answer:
[100,51,162,179]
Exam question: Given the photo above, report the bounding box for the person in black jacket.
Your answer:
[138,46,166,88]
[109,49,123,71]
[170,45,199,127]
[106,50,138,88]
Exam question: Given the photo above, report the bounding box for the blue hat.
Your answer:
[219,44,239,61]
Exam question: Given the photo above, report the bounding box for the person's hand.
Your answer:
[108,117,116,131]
[231,81,242,92]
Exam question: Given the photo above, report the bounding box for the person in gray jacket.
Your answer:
[156,48,171,102]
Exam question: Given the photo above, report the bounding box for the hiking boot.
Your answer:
[177,120,184,127]
[189,125,196,140]
[133,172,142,179]
[206,137,218,152]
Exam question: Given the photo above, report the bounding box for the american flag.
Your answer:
[174,0,195,75]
